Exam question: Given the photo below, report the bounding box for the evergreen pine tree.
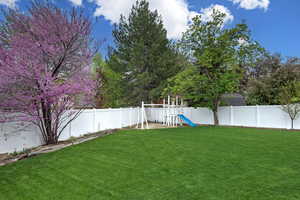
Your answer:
[108,0,182,105]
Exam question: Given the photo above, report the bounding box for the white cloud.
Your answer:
[91,0,134,24]
[89,0,194,39]
[0,0,18,8]
[238,38,248,46]
[229,0,270,10]
[68,0,83,6]
[88,1,234,39]
[199,4,234,25]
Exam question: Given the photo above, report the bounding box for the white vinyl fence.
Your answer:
[0,108,140,154]
[0,105,298,154]
[146,105,296,129]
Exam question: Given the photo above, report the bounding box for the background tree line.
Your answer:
[94,0,300,125]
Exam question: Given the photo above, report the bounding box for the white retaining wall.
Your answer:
[0,108,139,154]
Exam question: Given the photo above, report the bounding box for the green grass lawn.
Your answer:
[1,126,300,200]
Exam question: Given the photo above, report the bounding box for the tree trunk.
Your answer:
[41,102,57,144]
[291,119,294,129]
[212,98,220,126]
[213,109,219,125]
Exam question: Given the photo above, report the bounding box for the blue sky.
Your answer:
[1,0,299,58]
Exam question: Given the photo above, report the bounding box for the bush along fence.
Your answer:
[0,105,298,154]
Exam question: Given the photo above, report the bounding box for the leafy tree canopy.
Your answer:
[164,10,262,125]
[246,55,300,105]
[93,53,124,108]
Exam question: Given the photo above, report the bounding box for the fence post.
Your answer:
[129,107,132,126]
[69,116,72,138]
[256,105,260,127]
[119,108,123,128]
[141,102,144,129]
[230,106,234,126]
[93,108,96,132]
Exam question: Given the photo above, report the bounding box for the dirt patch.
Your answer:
[0,154,9,161]
[135,123,181,129]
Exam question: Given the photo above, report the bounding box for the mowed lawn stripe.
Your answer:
[1,126,300,200]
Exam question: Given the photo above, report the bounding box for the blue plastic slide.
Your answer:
[178,114,198,127]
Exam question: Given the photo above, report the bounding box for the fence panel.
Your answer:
[258,106,290,129]
[69,110,94,138]
[192,108,214,125]
[293,115,300,129]
[130,108,139,126]
[232,106,257,127]
[218,107,231,125]
[0,122,42,153]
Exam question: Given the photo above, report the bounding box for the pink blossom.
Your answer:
[0,3,97,144]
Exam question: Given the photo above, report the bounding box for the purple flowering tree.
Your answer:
[0,2,96,144]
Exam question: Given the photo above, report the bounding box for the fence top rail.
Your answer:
[219,105,283,109]
[143,104,164,106]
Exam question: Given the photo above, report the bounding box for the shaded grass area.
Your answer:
[1,126,300,200]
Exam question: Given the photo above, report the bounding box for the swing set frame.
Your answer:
[136,96,184,129]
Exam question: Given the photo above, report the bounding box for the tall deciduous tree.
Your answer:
[165,10,260,125]
[108,0,183,106]
[0,2,96,144]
